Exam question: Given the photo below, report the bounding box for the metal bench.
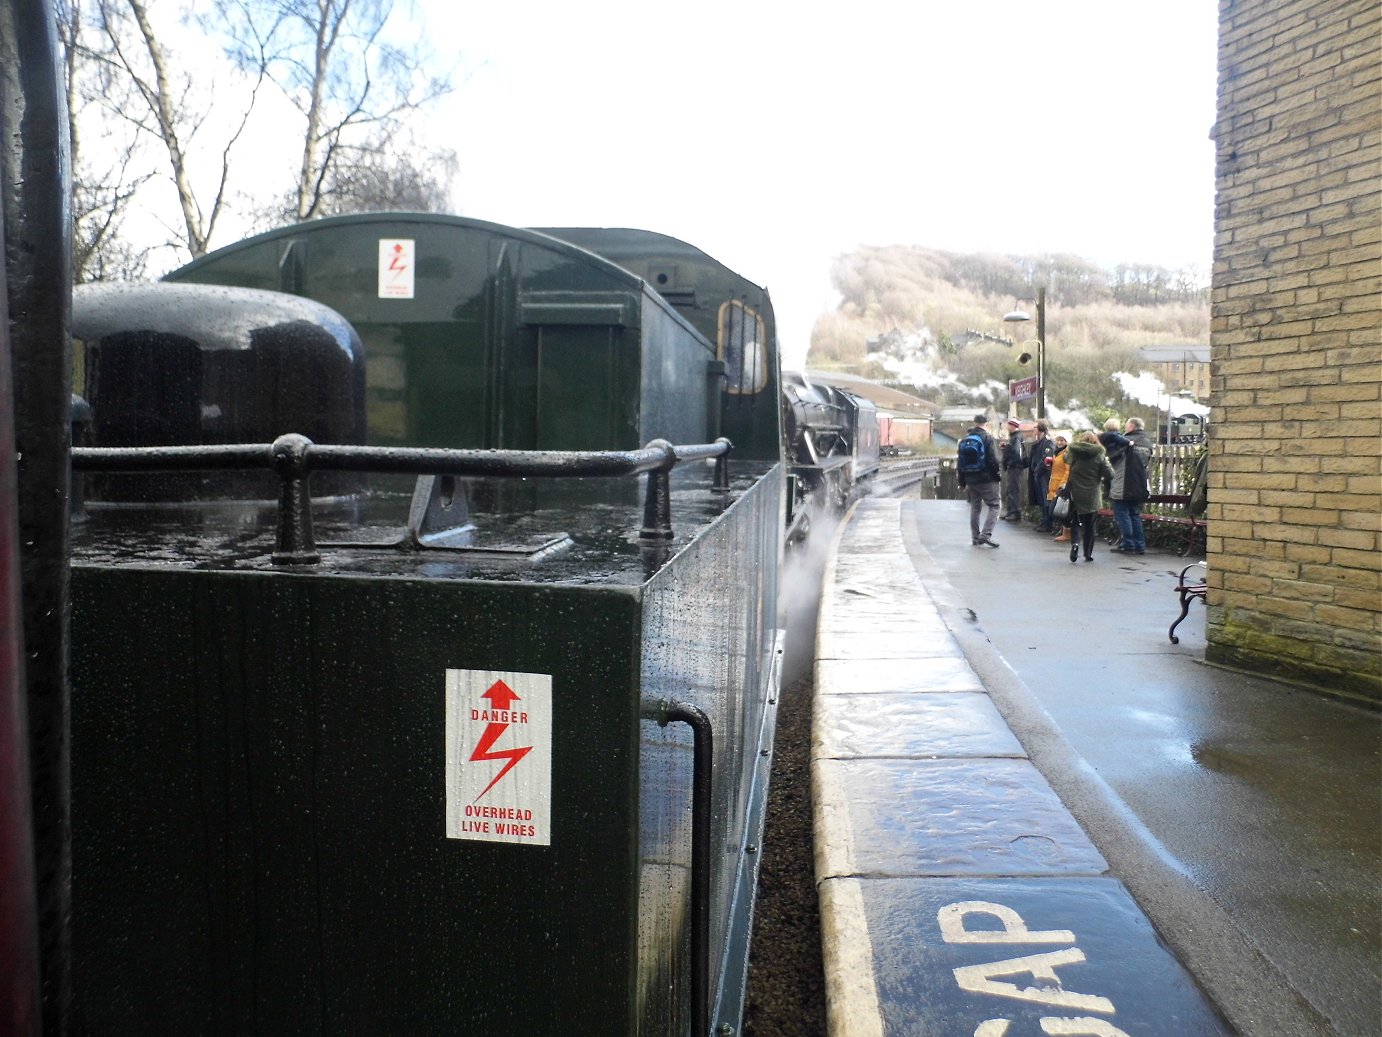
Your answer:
[1099,494,1206,557]
[1170,561,1207,644]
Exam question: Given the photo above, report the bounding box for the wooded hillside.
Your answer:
[808,245,1210,421]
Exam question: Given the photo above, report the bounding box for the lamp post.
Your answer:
[1003,286,1045,420]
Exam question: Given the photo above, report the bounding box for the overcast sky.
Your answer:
[421,2,1219,367]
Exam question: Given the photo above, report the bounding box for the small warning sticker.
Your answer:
[445,669,552,846]
[378,238,415,298]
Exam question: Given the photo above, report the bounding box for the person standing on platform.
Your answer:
[1108,417,1153,554]
[1027,421,1056,531]
[1047,434,1072,543]
[1063,431,1115,563]
[957,413,1002,547]
[1001,418,1026,520]
[1099,419,1126,548]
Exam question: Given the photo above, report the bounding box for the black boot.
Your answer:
[1070,543,1078,563]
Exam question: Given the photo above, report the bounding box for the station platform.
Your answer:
[810,497,1378,1037]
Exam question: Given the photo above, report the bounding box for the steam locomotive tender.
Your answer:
[62,215,789,1035]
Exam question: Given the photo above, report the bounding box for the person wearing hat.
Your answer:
[956,413,1002,547]
[1027,421,1056,531]
[1000,417,1027,521]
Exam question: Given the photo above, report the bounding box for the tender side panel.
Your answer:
[636,465,785,1035]
[70,571,647,1034]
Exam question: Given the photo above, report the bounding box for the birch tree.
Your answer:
[58,0,156,279]
[215,0,453,223]
[65,0,454,268]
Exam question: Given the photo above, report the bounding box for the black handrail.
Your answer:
[72,434,734,565]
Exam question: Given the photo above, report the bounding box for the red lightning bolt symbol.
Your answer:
[469,680,531,800]
[389,242,407,273]
[470,723,532,800]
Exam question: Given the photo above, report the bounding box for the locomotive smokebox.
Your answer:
[72,281,367,502]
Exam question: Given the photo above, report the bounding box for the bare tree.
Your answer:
[249,133,456,229]
[71,0,267,259]
[62,0,454,268]
[58,0,155,279]
[215,0,453,222]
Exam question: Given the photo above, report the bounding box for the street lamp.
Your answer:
[1003,286,1045,420]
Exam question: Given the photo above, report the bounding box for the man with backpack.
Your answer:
[957,413,1002,547]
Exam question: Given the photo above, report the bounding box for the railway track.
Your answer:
[872,454,941,497]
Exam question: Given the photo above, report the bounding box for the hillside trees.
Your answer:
[810,244,1209,418]
[60,0,455,279]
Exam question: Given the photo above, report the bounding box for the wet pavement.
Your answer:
[812,497,1381,1037]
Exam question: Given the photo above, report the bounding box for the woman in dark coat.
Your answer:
[1062,431,1115,562]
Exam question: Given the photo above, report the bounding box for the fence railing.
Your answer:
[1148,444,1204,498]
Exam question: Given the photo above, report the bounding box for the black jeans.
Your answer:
[1072,509,1097,558]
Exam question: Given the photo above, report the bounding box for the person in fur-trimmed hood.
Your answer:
[1063,431,1115,563]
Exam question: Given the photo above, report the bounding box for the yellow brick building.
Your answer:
[1138,345,1212,400]
[1209,0,1381,699]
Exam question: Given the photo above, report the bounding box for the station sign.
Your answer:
[1010,376,1038,402]
[445,668,552,846]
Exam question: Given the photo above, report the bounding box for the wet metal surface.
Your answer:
[814,757,1107,879]
[72,463,774,587]
[844,875,1233,1035]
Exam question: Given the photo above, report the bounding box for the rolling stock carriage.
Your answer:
[3,4,881,1029]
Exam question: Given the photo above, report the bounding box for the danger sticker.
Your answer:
[378,238,415,298]
[445,669,552,846]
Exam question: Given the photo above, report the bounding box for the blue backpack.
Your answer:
[957,433,987,475]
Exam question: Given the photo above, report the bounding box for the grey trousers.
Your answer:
[1003,467,1024,516]
[966,482,1001,540]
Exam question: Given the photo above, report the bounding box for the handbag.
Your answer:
[1052,486,1072,521]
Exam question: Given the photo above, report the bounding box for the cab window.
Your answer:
[718,300,766,395]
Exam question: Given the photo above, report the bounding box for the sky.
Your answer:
[422,1,1220,368]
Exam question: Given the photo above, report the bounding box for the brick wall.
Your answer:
[1209,0,1381,700]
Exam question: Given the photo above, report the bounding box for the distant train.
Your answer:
[25,207,891,1036]
[1165,411,1207,444]
[782,371,880,538]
